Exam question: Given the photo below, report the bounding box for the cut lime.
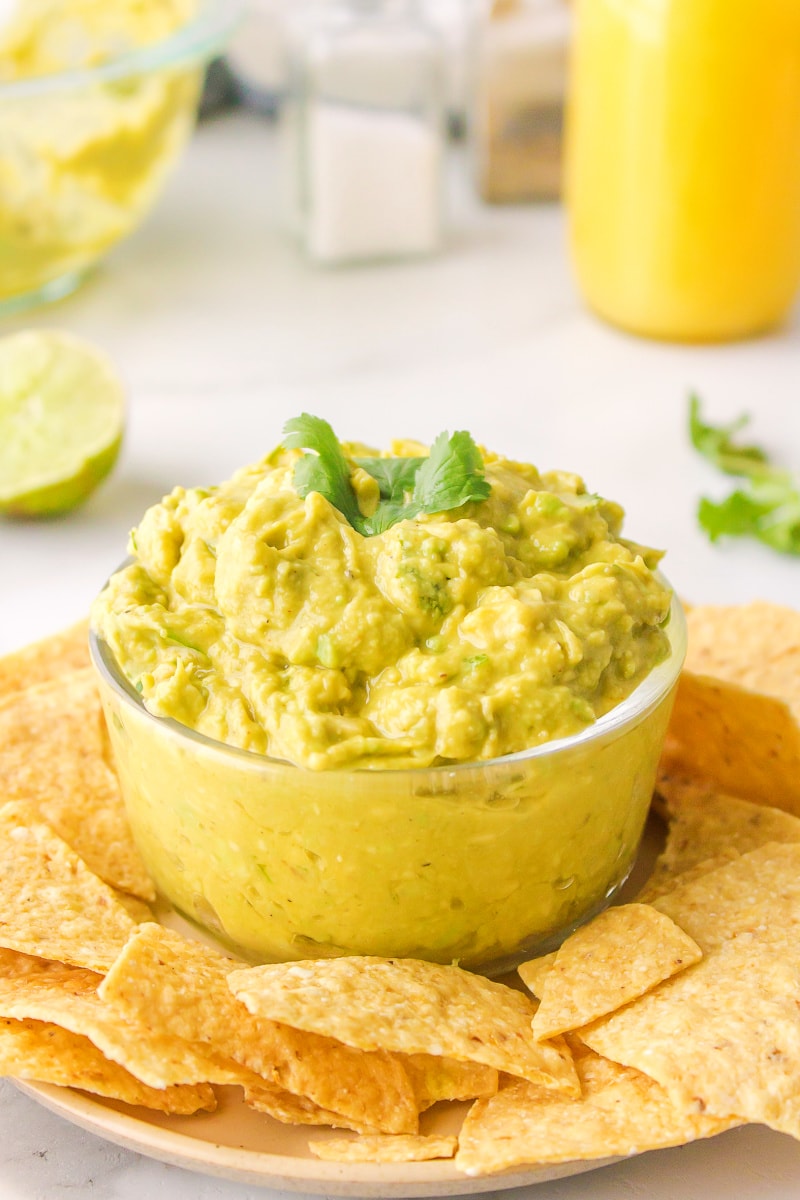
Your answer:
[0,330,125,518]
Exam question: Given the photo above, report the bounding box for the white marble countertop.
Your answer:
[1,110,799,1198]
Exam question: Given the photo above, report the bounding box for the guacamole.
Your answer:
[0,0,200,304]
[92,438,671,771]
[0,0,197,80]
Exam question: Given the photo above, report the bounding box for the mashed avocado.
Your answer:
[0,0,197,80]
[93,437,671,771]
[0,0,200,303]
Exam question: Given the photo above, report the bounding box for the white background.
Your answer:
[1,111,799,1198]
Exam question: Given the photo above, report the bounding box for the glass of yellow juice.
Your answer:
[566,0,800,342]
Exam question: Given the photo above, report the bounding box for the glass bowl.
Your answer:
[91,590,686,975]
[0,0,238,315]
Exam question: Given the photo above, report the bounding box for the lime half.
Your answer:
[0,330,125,518]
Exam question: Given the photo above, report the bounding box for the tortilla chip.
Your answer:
[639,854,738,905]
[112,893,154,924]
[0,802,138,971]
[399,1054,499,1111]
[0,1016,216,1113]
[517,952,557,1000]
[581,842,800,1138]
[99,924,419,1134]
[309,1134,457,1163]
[455,1050,735,1176]
[661,671,800,814]
[525,905,701,1041]
[0,621,90,701]
[0,670,155,900]
[683,602,800,713]
[640,776,800,902]
[0,947,238,1089]
[243,1078,380,1132]
[228,957,579,1096]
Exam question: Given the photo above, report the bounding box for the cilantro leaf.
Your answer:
[354,456,425,500]
[689,396,800,556]
[282,417,491,536]
[689,394,771,478]
[361,500,418,537]
[283,414,365,532]
[412,430,492,512]
[698,483,800,555]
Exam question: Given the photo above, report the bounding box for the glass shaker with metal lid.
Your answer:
[285,0,445,265]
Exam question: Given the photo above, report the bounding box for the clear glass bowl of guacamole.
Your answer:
[91,595,685,975]
[0,0,237,314]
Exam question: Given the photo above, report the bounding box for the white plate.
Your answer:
[15,1079,621,1196]
[15,821,663,1196]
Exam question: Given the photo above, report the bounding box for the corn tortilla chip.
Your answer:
[662,671,800,814]
[112,893,153,924]
[99,924,419,1134]
[526,905,702,1041]
[309,1134,457,1163]
[243,1078,381,1132]
[0,621,90,700]
[639,854,737,905]
[641,776,800,902]
[0,670,155,899]
[0,947,240,1089]
[228,957,579,1095]
[517,952,557,1000]
[0,1016,216,1114]
[581,842,800,1137]
[0,802,137,971]
[399,1054,499,1111]
[455,1050,735,1176]
[683,602,800,715]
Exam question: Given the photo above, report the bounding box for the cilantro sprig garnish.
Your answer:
[689,395,800,555]
[282,415,491,536]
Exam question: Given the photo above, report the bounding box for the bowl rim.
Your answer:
[0,0,242,101]
[90,576,687,777]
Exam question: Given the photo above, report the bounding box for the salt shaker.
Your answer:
[286,0,444,266]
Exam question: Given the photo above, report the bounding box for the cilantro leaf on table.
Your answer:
[689,396,800,555]
[282,415,491,536]
[689,394,771,478]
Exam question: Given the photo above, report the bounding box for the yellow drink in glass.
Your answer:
[566,0,800,342]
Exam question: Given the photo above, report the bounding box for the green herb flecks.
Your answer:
[282,415,491,536]
[689,395,800,555]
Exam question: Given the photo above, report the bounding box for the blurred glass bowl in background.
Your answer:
[0,0,238,315]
